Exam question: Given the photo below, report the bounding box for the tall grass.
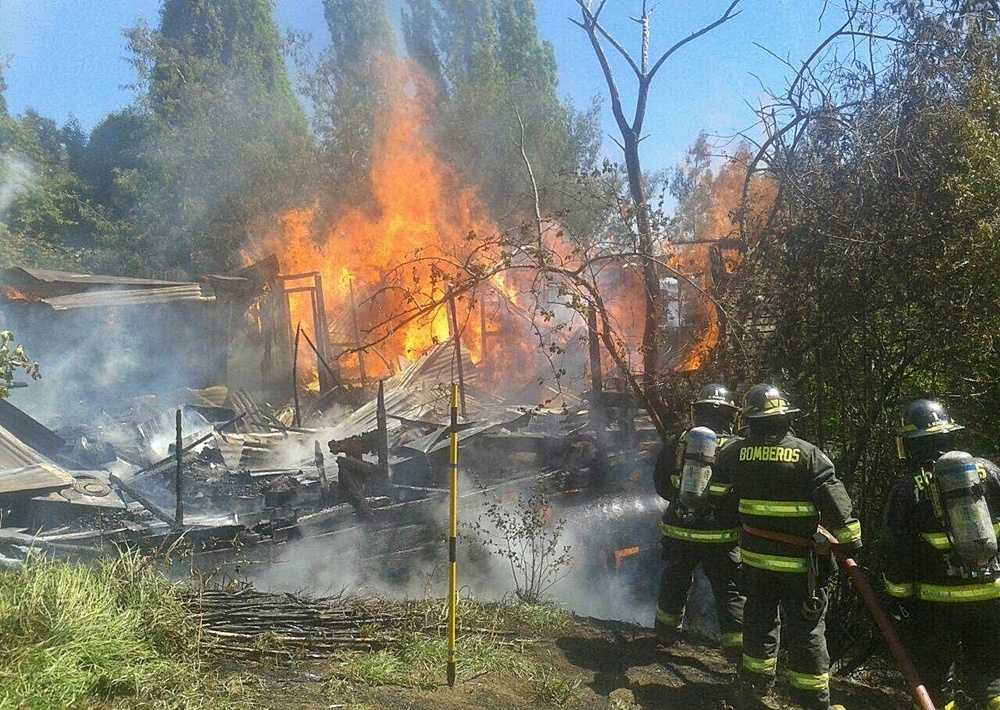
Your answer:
[0,551,245,709]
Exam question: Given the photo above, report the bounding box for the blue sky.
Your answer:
[0,0,833,174]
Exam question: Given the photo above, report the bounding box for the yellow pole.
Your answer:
[447,382,459,687]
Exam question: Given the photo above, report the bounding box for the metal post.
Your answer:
[587,306,603,396]
[587,306,609,484]
[377,380,389,481]
[479,292,487,371]
[314,274,333,396]
[314,440,328,498]
[174,409,184,529]
[447,382,459,687]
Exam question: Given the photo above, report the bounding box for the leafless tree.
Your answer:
[571,0,742,402]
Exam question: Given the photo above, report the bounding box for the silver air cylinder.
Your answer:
[934,450,998,563]
[679,426,718,507]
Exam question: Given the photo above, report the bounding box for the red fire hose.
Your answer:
[817,528,936,710]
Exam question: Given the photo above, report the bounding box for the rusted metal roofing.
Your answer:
[0,422,75,495]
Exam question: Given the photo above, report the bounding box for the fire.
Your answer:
[257,59,499,382]
[1,287,41,302]
[254,61,768,395]
[669,151,776,372]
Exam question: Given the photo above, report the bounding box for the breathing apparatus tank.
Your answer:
[679,426,718,508]
[934,450,998,564]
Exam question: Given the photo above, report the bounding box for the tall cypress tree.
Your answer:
[401,0,445,99]
[125,0,316,277]
[430,0,599,227]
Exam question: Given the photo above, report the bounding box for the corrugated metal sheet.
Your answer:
[9,267,183,289]
[0,423,75,495]
[326,340,487,442]
[0,267,216,308]
[326,344,447,441]
[40,284,214,310]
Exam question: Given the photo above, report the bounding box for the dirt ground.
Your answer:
[238,615,912,710]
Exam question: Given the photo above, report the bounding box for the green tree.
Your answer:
[0,65,7,118]
[401,0,445,98]
[124,0,317,277]
[0,106,105,269]
[722,0,1000,547]
[428,0,600,226]
[298,0,396,212]
[0,331,39,399]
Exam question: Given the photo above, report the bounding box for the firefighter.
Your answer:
[716,384,860,710]
[882,399,1000,710]
[652,383,744,662]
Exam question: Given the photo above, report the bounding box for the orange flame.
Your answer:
[253,62,766,392]
[1,287,41,302]
[255,60,504,382]
[670,151,776,372]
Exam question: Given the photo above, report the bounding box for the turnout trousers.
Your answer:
[740,566,832,710]
[905,598,1000,710]
[656,535,744,657]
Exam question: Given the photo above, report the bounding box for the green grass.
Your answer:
[0,551,248,710]
[325,627,564,697]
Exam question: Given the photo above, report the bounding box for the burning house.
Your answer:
[0,53,739,624]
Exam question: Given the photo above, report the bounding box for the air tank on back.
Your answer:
[679,426,718,508]
[934,450,998,564]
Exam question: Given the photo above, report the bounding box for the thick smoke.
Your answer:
[5,302,221,428]
[243,460,666,626]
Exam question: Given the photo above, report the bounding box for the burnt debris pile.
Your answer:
[0,343,655,596]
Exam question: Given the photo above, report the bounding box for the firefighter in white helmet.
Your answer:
[652,383,744,662]
[883,398,1000,710]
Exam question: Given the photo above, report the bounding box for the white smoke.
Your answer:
[0,154,35,220]
[244,478,666,628]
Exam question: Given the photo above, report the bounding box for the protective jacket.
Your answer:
[883,457,1000,602]
[715,428,860,710]
[715,431,861,573]
[652,428,744,656]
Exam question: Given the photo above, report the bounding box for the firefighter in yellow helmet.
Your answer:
[882,399,1000,710]
[652,383,744,662]
[715,384,860,710]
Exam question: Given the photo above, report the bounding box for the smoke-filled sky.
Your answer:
[1,0,834,173]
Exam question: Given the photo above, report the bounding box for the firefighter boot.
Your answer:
[731,674,773,710]
[654,613,680,647]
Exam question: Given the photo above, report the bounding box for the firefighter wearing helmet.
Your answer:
[882,399,1000,710]
[715,384,860,710]
[652,383,745,662]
